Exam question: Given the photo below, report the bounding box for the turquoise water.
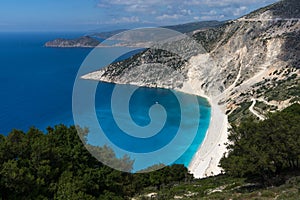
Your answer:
[0,32,210,170]
[77,82,211,170]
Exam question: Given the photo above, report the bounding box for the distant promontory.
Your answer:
[45,36,100,48]
[44,21,224,48]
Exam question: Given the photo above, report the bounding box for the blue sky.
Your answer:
[0,0,279,32]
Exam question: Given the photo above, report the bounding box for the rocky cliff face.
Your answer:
[83,0,300,121]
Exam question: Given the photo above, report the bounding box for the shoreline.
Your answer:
[188,98,228,178]
[81,77,229,178]
[177,84,228,179]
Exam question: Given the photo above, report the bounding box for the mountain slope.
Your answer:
[45,21,224,48]
[84,0,299,120]
[82,0,300,178]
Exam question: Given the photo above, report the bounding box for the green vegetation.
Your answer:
[104,48,187,79]
[193,26,226,52]
[133,174,300,199]
[254,101,278,115]
[245,0,300,19]
[163,20,224,34]
[221,103,300,183]
[252,70,299,103]
[0,125,190,199]
[1,104,299,199]
[228,101,255,123]
[264,77,300,102]
[131,103,300,199]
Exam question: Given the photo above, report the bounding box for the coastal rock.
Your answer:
[45,36,100,48]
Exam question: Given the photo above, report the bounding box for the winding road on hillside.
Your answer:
[249,98,266,120]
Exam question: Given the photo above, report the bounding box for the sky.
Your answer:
[0,0,280,32]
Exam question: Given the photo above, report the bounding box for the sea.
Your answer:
[0,32,211,171]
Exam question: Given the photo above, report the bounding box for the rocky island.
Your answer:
[45,36,100,48]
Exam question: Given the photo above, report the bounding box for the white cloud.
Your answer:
[209,10,217,15]
[184,0,277,7]
[201,14,225,20]
[96,0,280,24]
[156,14,181,20]
[180,9,193,16]
[233,6,248,16]
[125,4,149,12]
[98,0,172,7]
[112,16,140,23]
[98,0,278,9]
[222,6,248,17]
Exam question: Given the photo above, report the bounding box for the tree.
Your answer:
[0,124,191,198]
[220,103,300,182]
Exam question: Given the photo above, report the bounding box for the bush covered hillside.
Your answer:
[221,103,300,183]
[0,103,299,199]
[130,103,300,200]
[0,125,191,199]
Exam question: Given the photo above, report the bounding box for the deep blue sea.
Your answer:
[0,32,211,171]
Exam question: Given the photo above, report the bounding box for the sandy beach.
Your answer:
[179,74,228,178]
[177,90,228,178]
[177,57,229,178]
[179,84,228,178]
[188,97,228,178]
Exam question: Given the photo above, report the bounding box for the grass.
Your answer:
[134,174,300,200]
[135,175,300,200]
[134,175,246,200]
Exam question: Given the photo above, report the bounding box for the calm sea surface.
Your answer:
[0,32,210,170]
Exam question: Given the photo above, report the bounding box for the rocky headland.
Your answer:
[45,36,100,48]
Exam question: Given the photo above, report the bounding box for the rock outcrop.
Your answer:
[45,36,100,48]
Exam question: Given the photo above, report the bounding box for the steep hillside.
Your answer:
[83,0,300,123]
[45,21,224,48]
[245,0,300,19]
